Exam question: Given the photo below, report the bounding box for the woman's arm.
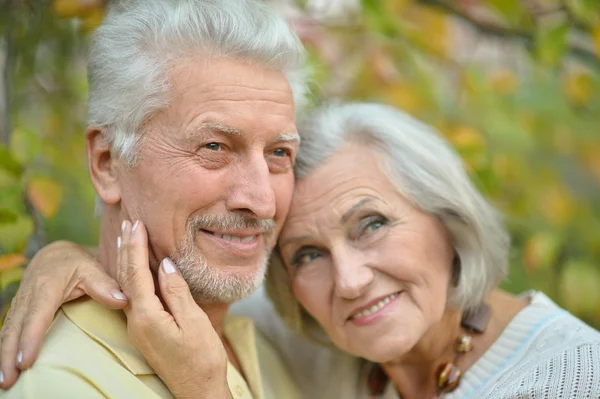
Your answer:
[0,241,126,388]
[0,223,233,398]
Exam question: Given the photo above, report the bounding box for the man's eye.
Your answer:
[205,143,221,151]
[272,148,290,157]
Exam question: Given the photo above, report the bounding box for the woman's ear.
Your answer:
[86,126,121,205]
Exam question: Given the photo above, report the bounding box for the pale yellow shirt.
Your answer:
[1,298,300,399]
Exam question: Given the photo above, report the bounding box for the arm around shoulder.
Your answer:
[0,365,108,399]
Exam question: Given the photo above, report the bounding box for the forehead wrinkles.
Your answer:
[282,178,381,238]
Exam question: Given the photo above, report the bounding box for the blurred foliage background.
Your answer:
[0,0,599,328]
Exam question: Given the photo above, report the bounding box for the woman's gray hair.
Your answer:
[266,102,510,339]
[88,0,307,167]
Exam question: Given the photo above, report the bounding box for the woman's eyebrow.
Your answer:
[340,197,375,224]
[279,235,312,249]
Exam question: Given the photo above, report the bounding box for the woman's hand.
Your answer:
[0,241,127,388]
[118,220,232,399]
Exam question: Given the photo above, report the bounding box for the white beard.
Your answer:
[169,213,275,304]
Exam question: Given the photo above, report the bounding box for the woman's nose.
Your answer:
[332,247,374,300]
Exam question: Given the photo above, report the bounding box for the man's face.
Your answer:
[116,57,298,303]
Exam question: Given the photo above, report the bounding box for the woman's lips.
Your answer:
[347,291,402,326]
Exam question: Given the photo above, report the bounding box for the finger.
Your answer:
[157,258,202,328]
[118,220,158,311]
[0,298,23,388]
[16,277,78,372]
[78,267,127,310]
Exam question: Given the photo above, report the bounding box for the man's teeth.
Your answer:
[213,233,255,243]
[351,292,399,320]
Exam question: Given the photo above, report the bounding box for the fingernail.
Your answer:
[162,258,177,274]
[132,220,139,233]
[16,351,23,367]
[0,370,4,385]
[117,236,121,249]
[121,220,127,232]
[111,290,127,301]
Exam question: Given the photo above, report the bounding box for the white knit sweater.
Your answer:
[232,290,600,399]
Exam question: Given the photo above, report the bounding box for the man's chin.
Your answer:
[180,261,267,304]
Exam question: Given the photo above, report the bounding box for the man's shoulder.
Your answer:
[0,298,171,399]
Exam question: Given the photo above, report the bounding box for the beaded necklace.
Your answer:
[367,303,491,398]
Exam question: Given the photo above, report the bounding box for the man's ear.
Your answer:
[86,126,121,205]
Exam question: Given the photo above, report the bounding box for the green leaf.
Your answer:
[486,0,529,26]
[0,185,27,215]
[559,259,600,316]
[0,216,33,254]
[535,23,569,67]
[10,127,42,164]
[0,208,19,224]
[566,0,600,27]
[0,267,24,291]
[0,145,24,179]
[361,0,401,38]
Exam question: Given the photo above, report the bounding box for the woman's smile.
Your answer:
[347,291,402,326]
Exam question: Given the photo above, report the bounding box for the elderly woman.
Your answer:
[1,103,599,398]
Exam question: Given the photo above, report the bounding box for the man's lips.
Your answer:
[347,291,402,321]
[198,229,266,258]
[201,229,260,243]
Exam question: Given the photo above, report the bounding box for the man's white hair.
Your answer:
[88,0,307,167]
[266,102,510,339]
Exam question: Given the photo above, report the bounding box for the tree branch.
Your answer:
[0,32,10,145]
[417,0,600,70]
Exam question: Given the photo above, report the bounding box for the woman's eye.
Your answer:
[292,251,321,266]
[204,142,221,151]
[359,217,386,237]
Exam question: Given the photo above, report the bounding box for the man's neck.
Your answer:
[96,213,237,364]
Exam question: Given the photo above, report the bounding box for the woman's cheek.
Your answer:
[293,271,331,322]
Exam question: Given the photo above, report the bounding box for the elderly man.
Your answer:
[0,0,305,397]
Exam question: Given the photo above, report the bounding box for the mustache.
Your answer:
[188,214,276,234]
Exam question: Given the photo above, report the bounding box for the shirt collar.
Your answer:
[61,297,265,398]
[61,297,154,375]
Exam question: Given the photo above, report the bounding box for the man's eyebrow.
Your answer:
[197,122,242,136]
[340,197,375,224]
[273,132,301,144]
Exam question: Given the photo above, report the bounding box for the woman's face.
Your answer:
[277,145,455,362]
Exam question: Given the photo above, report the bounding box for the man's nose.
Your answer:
[226,153,276,220]
[332,246,374,300]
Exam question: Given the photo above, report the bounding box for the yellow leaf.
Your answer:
[563,72,593,107]
[0,267,24,291]
[492,154,519,181]
[560,260,600,317]
[489,70,518,95]
[0,254,27,271]
[522,232,562,273]
[27,177,63,219]
[540,184,576,228]
[404,5,449,58]
[447,125,485,152]
[381,81,425,115]
[579,143,600,183]
[80,6,105,33]
[52,0,102,18]
[592,23,600,60]
[384,0,414,14]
